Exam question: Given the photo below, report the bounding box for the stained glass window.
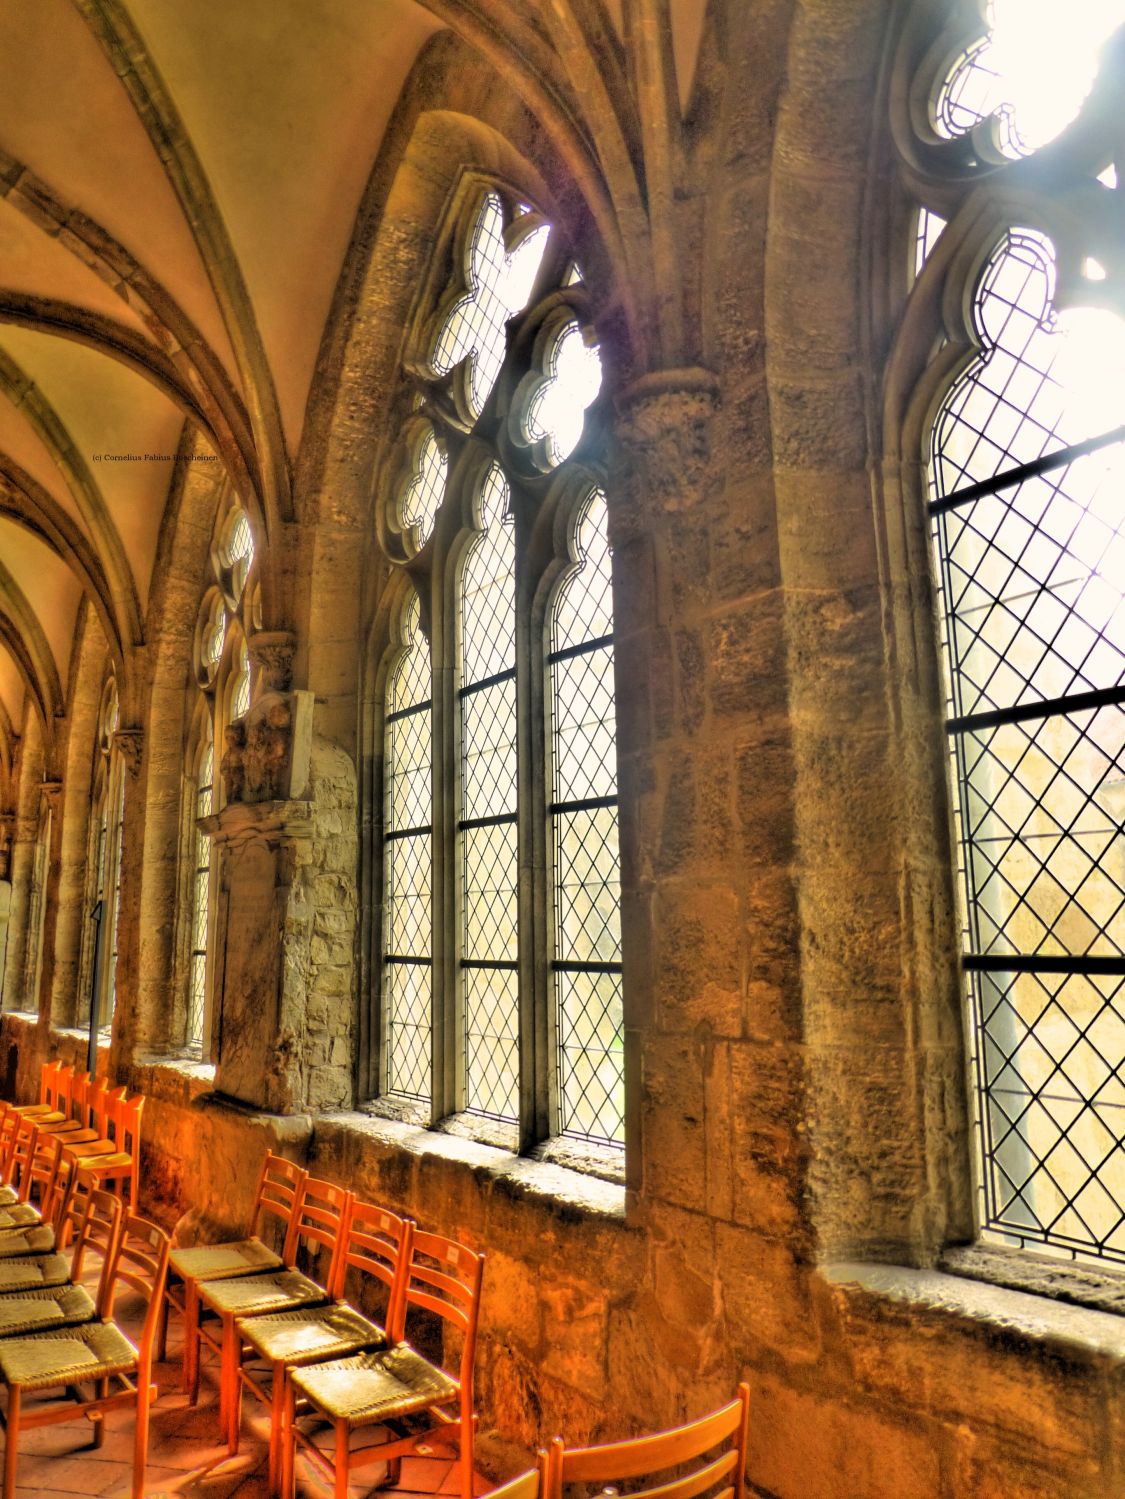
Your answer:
[382,596,433,1101]
[458,465,519,1121]
[548,489,623,1143]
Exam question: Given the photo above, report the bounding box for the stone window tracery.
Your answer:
[900,0,1125,1262]
[370,183,624,1156]
[180,499,257,1057]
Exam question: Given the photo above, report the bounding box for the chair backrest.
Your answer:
[249,1151,306,1245]
[39,1060,64,1109]
[9,1116,39,1201]
[404,1230,485,1386]
[106,1213,171,1375]
[25,1129,64,1215]
[100,1087,138,1149]
[0,1108,17,1183]
[483,1463,547,1499]
[281,1175,350,1284]
[544,1386,750,1499]
[73,1182,123,1291]
[331,1198,414,1342]
[60,1067,90,1122]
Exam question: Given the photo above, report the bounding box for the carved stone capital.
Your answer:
[613,367,721,523]
[38,780,62,810]
[248,631,297,693]
[112,728,144,779]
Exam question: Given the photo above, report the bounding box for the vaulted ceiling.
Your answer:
[0,0,708,777]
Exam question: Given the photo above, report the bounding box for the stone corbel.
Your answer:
[112,728,144,779]
[220,690,313,807]
[200,796,314,854]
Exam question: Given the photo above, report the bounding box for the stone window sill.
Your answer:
[824,1258,1125,1366]
[323,1108,628,1222]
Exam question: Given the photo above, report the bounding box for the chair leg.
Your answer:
[281,1375,297,1499]
[268,1362,284,1497]
[335,1419,350,1499]
[459,1412,476,1499]
[156,1287,170,1364]
[222,1315,242,1454]
[184,1283,201,1401]
[92,1376,109,1447]
[133,1377,151,1499]
[3,1386,20,1499]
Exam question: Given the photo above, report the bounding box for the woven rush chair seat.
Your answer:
[170,1236,284,1283]
[0,1204,38,1231]
[0,1224,55,1258]
[0,1319,138,1390]
[0,1190,17,1210]
[239,1301,386,1367]
[201,1267,326,1320]
[291,1343,460,1425]
[0,1254,69,1292]
[0,1284,98,1338]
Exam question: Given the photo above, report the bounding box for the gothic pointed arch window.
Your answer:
[368,185,624,1161]
[180,498,257,1057]
[900,2,1125,1263]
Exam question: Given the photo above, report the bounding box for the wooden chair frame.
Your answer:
[236,1197,413,1495]
[284,1228,485,1499]
[168,1151,306,1398]
[0,1212,171,1499]
[198,1174,349,1451]
[542,1385,751,1499]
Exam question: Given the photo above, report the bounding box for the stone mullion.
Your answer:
[432,524,461,1122]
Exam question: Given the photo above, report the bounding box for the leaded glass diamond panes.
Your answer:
[431,193,550,420]
[930,219,1125,1262]
[548,489,623,1145]
[526,322,603,466]
[971,969,1125,1262]
[935,1,1125,157]
[383,595,433,1102]
[231,637,251,721]
[188,740,213,1050]
[400,427,447,550]
[459,465,519,1120]
[224,508,254,601]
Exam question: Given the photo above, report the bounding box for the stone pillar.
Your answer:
[204,797,314,1113]
[0,879,10,1009]
[2,814,37,1014]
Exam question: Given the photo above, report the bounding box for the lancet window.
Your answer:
[182,500,257,1056]
[371,186,624,1156]
[901,0,1125,1262]
[82,675,123,1030]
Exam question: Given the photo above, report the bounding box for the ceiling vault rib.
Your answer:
[0,455,129,677]
[0,148,264,513]
[0,560,64,727]
[0,292,260,509]
[70,0,292,531]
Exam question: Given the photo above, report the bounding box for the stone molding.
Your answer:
[200,796,313,851]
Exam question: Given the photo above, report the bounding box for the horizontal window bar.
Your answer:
[386,698,432,726]
[964,954,1125,976]
[385,824,432,841]
[549,795,618,815]
[384,954,432,967]
[459,666,516,699]
[929,422,1125,517]
[459,811,518,831]
[552,961,624,975]
[548,632,614,666]
[947,682,1125,734]
[461,958,519,971]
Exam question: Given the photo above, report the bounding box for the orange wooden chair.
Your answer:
[60,1089,143,1207]
[284,1227,485,1499]
[0,1061,63,1123]
[0,1184,122,1340]
[166,1151,306,1397]
[541,1386,751,1499]
[237,1198,413,1494]
[0,1212,170,1499]
[40,1078,117,1144]
[196,1175,350,1451]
